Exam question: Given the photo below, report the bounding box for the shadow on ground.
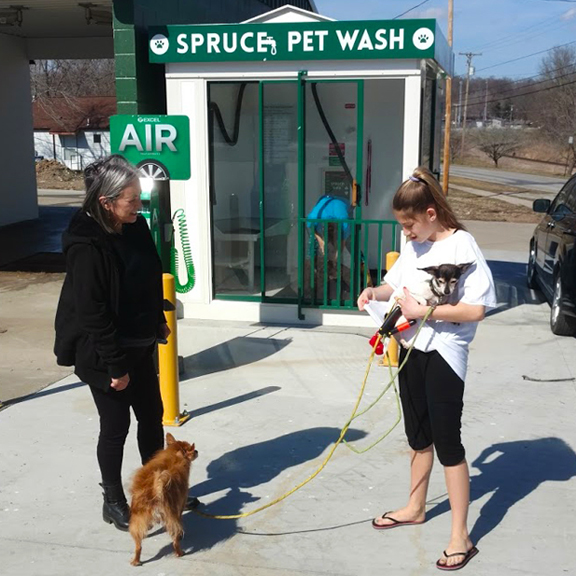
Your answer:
[426,437,576,544]
[0,381,84,409]
[182,335,292,380]
[486,260,545,316]
[173,426,368,556]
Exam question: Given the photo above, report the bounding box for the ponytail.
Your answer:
[392,166,466,231]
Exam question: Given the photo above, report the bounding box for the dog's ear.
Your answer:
[166,432,176,445]
[458,262,475,275]
[419,265,439,276]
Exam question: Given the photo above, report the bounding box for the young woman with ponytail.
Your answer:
[358,167,496,571]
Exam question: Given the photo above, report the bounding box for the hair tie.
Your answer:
[409,175,422,183]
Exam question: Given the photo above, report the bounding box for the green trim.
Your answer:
[259,81,265,297]
[356,80,364,208]
[297,70,307,320]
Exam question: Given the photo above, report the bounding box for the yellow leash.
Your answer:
[191,308,433,521]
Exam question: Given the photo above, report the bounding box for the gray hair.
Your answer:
[82,155,141,234]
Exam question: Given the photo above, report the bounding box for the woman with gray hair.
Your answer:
[54,155,169,531]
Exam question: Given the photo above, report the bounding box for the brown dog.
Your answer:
[129,433,198,566]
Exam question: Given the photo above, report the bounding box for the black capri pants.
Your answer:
[89,345,164,485]
[398,347,465,466]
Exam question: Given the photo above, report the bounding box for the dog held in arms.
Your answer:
[129,433,198,566]
[410,262,475,307]
[383,262,474,346]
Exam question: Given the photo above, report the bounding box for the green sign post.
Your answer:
[149,19,450,71]
[110,115,191,180]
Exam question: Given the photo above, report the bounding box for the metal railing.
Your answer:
[299,218,399,310]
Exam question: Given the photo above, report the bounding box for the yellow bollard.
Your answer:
[380,251,400,368]
[158,273,191,427]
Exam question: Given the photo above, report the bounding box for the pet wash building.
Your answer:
[115,4,453,326]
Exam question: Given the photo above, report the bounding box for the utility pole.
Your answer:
[483,79,489,125]
[441,0,454,194]
[457,79,463,127]
[459,51,482,156]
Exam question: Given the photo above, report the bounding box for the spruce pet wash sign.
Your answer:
[149,19,447,65]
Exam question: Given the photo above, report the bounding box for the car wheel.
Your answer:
[527,242,539,289]
[551,274,576,336]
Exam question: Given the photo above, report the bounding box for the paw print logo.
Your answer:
[150,34,170,56]
[412,28,434,51]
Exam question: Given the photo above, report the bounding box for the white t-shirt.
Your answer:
[383,230,497,381]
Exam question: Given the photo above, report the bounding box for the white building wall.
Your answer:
[34,130,111,170]
[0,34,37,227]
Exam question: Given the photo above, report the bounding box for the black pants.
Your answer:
[89,346,164,485]
[398,347,465,466]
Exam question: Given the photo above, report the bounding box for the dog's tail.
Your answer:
[153,470,172,501]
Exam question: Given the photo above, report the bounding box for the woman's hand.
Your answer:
[159,323,171,340]
[398,288,427,320]
[111,373,130,391]
[357,287,375,311]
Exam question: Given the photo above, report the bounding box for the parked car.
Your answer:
[528,175,576,336]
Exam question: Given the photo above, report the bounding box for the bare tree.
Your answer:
[531,46,576,171]
[30,59,116,99]
[473,128,522,167]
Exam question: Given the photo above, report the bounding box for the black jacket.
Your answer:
[54,211,165,390]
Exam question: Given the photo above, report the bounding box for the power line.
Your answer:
[393,0,432,19]
[459,76,576,110]
[477,40,576,72]
[470,13,560,52]
[457,68,576,108]
[460,61,576,102]
[480,20,571,55]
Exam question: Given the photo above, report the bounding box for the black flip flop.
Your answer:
[371,511,425,530]
[436,546,479,571]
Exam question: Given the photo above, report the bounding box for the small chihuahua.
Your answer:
[415,262,475,306]
[129,433,198,566]
[385,262,474,348]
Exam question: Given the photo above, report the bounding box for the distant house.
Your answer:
[33,97,115,170]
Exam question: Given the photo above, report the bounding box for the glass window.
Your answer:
[93,134,101,144]
[209,82,260,297]
[551,180,576,219]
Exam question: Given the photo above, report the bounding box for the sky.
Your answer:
[313,0,576,79]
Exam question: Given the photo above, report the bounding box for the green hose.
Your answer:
[171,209,196,293]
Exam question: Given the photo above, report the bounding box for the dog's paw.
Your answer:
[130,559,142,567]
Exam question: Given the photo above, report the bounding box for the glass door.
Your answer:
[301,79,363,308]
[208,78,364,308]
[209,81,261,299]
[261,81,299,302]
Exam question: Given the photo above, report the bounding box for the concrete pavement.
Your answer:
[1,219,575,576]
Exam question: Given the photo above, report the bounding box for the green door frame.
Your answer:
[297,77,365,318]
[212,76,365,309]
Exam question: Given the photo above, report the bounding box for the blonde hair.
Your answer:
[392,166,466,231]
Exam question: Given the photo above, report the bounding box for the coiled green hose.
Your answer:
[171,208,196,293]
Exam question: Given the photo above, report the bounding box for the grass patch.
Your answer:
[447,187,541,224]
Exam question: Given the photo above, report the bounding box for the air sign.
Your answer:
[149,19,440,64]
[110,115,191,180]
